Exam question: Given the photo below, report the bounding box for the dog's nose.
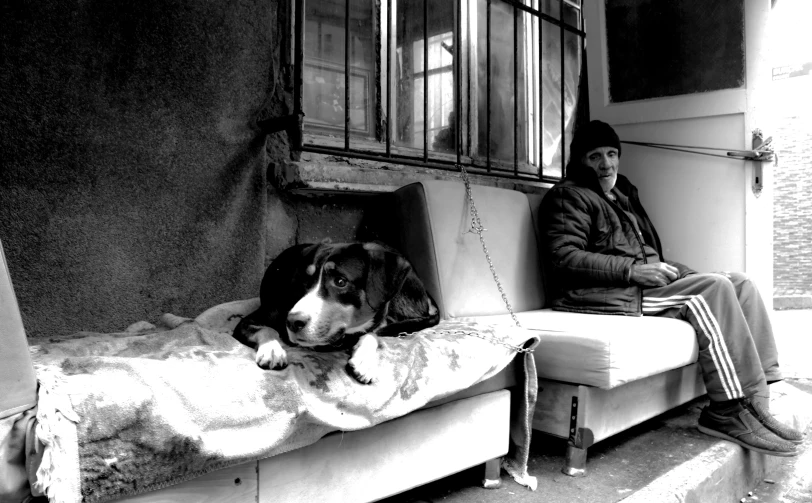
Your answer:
[286,312,310,333]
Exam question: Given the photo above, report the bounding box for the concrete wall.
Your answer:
[0,0,377,338]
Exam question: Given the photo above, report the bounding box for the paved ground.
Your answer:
[380,309,812,503]
[771,309,812,380]
[747,380,812,503]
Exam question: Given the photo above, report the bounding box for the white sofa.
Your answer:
[391,180,706,476]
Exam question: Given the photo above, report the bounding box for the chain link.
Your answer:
[395,165,533,354]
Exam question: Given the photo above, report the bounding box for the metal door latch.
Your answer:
[751,129,773,197]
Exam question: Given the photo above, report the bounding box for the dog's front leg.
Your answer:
[348,333,380,384]
[254,327,288,370]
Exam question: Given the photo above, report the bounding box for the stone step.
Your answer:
[380,379,812,503]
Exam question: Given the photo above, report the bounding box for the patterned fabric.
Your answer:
[27,299,538,503]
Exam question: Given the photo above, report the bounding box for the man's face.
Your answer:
[581,146,619,193]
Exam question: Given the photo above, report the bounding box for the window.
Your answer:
[295,0,584,182]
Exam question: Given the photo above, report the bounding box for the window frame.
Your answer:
[291,0,585,184]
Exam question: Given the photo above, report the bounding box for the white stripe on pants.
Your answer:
[641,272,777,402]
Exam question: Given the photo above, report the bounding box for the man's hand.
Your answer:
[630,262,679,287]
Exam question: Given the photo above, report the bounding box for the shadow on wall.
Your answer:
[263,182,393,267]
[0,0,278,338]
[0,0,403,338]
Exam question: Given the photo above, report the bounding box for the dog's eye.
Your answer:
[334,277,348,288]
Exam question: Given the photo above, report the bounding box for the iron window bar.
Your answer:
[513,3,519,176]
[486,0,492,173]
[559,0,566,172]
[293,0,585,185]
[538,1,543,177]
[455,0,462,166]
[344,0,351,151]
[386,0,392,157]
[423,0,429,163]
[292,0,304,151]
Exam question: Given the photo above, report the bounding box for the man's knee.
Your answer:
[694,273,738,296]
[717,271,759,293]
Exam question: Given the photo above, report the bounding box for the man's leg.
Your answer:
[721,271,782,383]
[642,273,765,402]
[642,273,801,455]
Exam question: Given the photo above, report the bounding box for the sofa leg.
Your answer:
[481,457,502,488]
[561,395,594,477]
[562,444,587,477]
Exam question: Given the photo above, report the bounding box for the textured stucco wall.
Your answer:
[0,0,340,338]
[773,114,812,299]
[1,0,407,339]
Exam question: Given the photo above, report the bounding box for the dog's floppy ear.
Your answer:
[363,242,412,309]
[307,242,335,275]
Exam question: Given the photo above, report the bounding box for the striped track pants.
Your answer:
[642,272,781,402]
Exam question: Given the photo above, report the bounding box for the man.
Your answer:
[539,120,804,457]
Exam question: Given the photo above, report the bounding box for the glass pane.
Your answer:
[539,19,581,177]
[349,0,376,138]
[563,1,580,29]
[525,6,542,173]
[540,20,562,177]
[476,0,516,164]
[302,0,375,138]
[303,1,345,132]
[540,0,561,20]
[394,0,456,154]
[562,28,582,168]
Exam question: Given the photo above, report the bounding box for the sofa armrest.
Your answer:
[0,239,37,419]
[0,239,39,502]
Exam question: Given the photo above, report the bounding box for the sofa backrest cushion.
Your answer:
[392,180,545,319]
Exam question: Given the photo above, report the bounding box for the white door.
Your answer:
[582,0,774,307]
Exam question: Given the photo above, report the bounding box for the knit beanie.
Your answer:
[569,120,622,163]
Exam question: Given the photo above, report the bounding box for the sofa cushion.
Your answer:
[392,181,545,318]
[457,309,698,389]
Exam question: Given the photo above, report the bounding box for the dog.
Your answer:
[232,241,440,384]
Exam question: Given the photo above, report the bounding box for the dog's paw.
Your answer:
[347,333,379,384]
[255,339,288,370]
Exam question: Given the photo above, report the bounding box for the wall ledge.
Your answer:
[273,152,554,196]
[774,296,812,310]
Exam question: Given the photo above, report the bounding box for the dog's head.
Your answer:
[286,242,412,348]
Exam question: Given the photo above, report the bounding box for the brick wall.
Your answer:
[773,114,812,298]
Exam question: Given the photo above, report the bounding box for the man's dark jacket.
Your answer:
[539,162,696,316]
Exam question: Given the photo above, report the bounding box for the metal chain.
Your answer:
[457,164,522,329]
[395,165,533,354]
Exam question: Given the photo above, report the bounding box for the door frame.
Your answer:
[582,0,774,306]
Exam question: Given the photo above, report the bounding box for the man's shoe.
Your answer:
[698,401,798,457]
[743,397,806,445]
